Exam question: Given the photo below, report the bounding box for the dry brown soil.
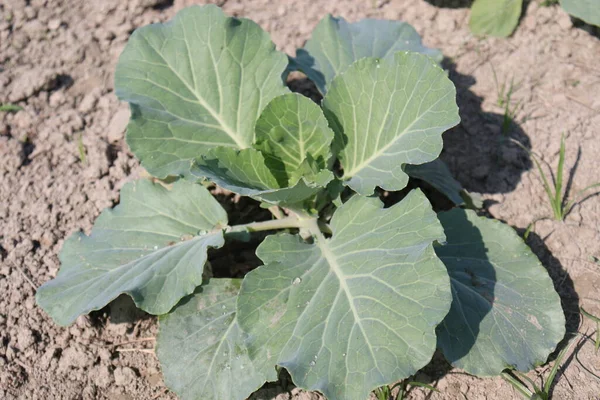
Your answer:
[1,0,600,399]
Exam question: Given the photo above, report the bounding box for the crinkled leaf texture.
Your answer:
[435,208,566,375]
[190,92,335,206]
[36,180,227,326]
[157,279,273,400]
[237,189,452,400]
[115,4,289,178]
[255,93,335,182]
[323,52,460,196]
[292,15,443,94]
[404,159,464,205]
[192,147,333,206]
[561,0,600,27]
[469,0,523,38]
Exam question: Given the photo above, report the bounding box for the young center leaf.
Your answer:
[237,190,452,400]
[435,209,566,375]
[192,147,333,206]
[157,279,274,400]
[469,0,523,38]
[192,92,335,206]
[323,52,460,196]
[561,0,600,27]
[36,180,227,326]
[255,93,334,183]
[115,4,289,178]
[292,15,443,94]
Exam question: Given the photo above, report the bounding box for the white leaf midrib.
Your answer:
[312,229,381,374]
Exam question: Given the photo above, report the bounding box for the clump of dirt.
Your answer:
[1,0,599,399]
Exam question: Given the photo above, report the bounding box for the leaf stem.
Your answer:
[225,216,313,234]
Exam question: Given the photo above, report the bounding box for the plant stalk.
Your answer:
[226,216,313,234]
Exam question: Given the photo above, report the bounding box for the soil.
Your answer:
[1,0,599,399]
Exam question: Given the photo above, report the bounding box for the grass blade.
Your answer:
[564,183,600,217]
[78,133,87,165]
[581,307,600,353]
[501,371,534,399]
[555,134,566,218]
[513,370,541,394]
[511,140,556,214]
[406,381,440,393]
[543,336,577,395]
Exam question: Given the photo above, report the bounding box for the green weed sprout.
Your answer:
[502,336,576,400]
[374,379,439,400]
[0,103,23,112]
[581,307,600,353]
[491,66,523,136]
[515,135,600,221]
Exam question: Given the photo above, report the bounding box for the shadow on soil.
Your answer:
[440,60,533,196]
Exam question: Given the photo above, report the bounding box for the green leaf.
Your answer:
[157,279,273,400]
[435,208,566,376]
[237,190,451,400]
[192,147,333,205]
[115,4,289,178]
[255,93,334,183]
[0,103,23,112]
[404,159,464,205]
[561,0,600,27]
[292,15,443,94]
[36,180,227,326]
[323,52,460,196]
[469,0,523,37]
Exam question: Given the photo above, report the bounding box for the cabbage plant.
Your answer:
[36,6,566,400]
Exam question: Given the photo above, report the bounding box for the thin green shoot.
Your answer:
[580,307,600,353]
[374,385,392,400]
[491,65,520,109]
[502,336,577,399]
[78,133,87,165]
[490,65,522,135]
[589,255,600,265]
[523,216,549,240]
[374,379,439,400]
[0,103,23,112]
[502,98,523,136]
[512,135,600,221]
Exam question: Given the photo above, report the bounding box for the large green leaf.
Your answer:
[404,159,464,205]
[255,93,334,183]
[323,52,460,196]
[36,180,227,326]
[469,0,523,38]
[115,5,289,178]
[157,279,273,400]
[192,147,333,205]
[292,15,442,94]
[237,190,451,400]
[435,209,566,375]
[561,0,600,27]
